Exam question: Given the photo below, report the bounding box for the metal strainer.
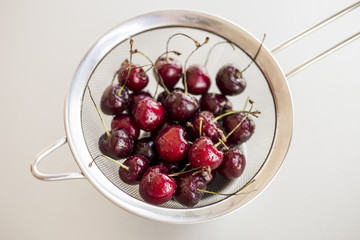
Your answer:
[31,4,360,224]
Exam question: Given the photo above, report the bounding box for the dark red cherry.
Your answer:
[132,137,157,163]
[139,166,176,205]
[119,155,150,184]
[165,89,199,122]
[156,91,168,107]
[218,148,246,179]
[185,65,211,95]
[98,129,134,160]
[129,91,152,111]
[216,64,246,96]
[200,93,232,116]
[191,111,223,143]
[133,98,165,132]
[188,137,224,170]
[155,125,190,162]
[174,172,207,207]
[111,114,139,140]
[223,113,255,145]
[100,85,129,115]
[157,160,184,174]
[155,57,183,90]
[118,62,149,91]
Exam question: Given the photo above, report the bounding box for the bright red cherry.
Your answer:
[111,114,139,140]
[139,166,176,205]
[118,62,149,91]
[133,98,165,132]
[129,91,152,111]
[155,57,183,90]
[188,137,224,170]
[155,125,190,162]
[185,65,211,95]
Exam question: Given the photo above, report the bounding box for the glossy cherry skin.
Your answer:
[111,114,139,140]
[100,85,129,115]
[129,91,152,111]
[155,57,183,90]
[155,125,190,162]
[174,172,207,207]
[119,155,150,184]
[188,137,224,170]
[185,65,211,95]
[150,119,173,139]
[133,98,165,132]
[156,160,184,174]
[191,111,222,143]
[216,64,246,96]
[156,91,168,107]
[139,166,176,205]
[132,137,157,164]
[218,148,246,179]
[98,129,134,160]
[118,62,149,91]
[165,89,199,122]
[200,93,232,116]
[223,113,255,145]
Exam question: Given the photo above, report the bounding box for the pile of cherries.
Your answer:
[89,35,261,207]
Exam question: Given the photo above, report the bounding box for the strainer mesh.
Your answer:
[81,27,276,209]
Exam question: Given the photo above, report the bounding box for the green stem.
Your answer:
[225,100,254,140]
[199,118,203,138]
[168,165,209,177]
[166,33,200,62]
[89,155,129,170]
[197,179,256,196]
[118,39,134,95]
[237,34,266,78]
[87,86,110,137]
[204,40,235,68]
[213,108,260,122]
[183,37,210,95]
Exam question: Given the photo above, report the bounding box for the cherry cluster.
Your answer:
[89,34,262,207]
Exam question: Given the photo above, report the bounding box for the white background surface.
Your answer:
[1,0,360,239]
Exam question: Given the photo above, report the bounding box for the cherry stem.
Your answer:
[225,100,254,140]
[243,96,250,110]
[177,163,191,174]
[166,33,200,62]
[213,108,260,122]
[154,50,182,97]
[87,86,110,137]
[132,49,154,75]
[183,36,210,95]
[236,34,266,78]
[199,118,203,138]
[197,179,256,196]
[217,138,229,150]
[204,40,235,68]
[168,165,210,178]
[118,39,134,95]
[88,155,129,170]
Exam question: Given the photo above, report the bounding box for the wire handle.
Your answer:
[31,137,85,181]
[271,1,360,78]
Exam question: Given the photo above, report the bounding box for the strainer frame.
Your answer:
[61,10,293,224]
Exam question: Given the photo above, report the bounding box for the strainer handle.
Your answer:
[31,137,85,181]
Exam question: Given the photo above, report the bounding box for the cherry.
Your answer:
[132,137,157,163]
[218,148,246,179]
[118,62,149,92]
[156,91,168,107]
[129,91,152,111]
[185,65,210,95]
[200,93,232,116]
[188,137,224,170]
[133,98,165,132]
[165,89,199,122]
[111,114,139,140]
[100,85,129,115]
[155,125,190,162]
[174,171,207,207]
[216,64,246,96]
[98,129,134,159]
[119,155,150,184]
[157,160,184,174]
[150,119,173,139]
[190,111,224,143]
[139,166,176,205]
[223,113,255,145]
[154,57,183,91]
